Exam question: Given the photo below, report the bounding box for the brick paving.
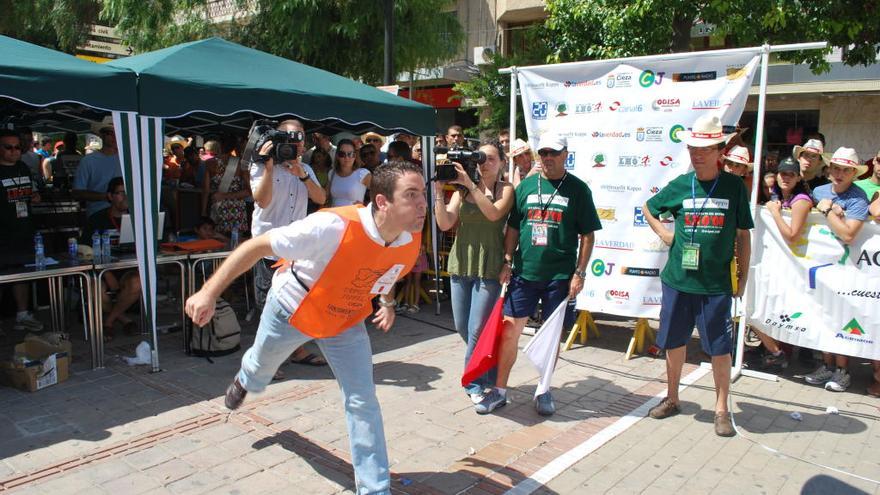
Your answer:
[1,305,878,494]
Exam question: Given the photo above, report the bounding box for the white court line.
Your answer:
[505,367,710,495]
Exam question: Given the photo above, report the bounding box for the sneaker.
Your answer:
[805,364,834,385]
[474,389,506,415]
[405,304,420,314]
[469,392,485,404]
[648,397,680,419]
[13,312,43,331]
[224,377,248,410]
[714,411,736,437]
[761,351,789,371]
[825,368,851,392]
[534,391,556,416]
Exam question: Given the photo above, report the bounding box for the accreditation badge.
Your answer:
[15,201,28,218]
[681,243,700,271]
[370,264,405,295]
[531,223,548,246]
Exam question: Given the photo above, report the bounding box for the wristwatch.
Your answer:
[820,207,831,216]
[573,269,587,278]
[299,173,309,182]
[378,297,396,308]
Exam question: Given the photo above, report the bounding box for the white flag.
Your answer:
[523,299,568,398]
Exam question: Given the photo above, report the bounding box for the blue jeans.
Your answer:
[238,293,390,495]
[450,275,501,394]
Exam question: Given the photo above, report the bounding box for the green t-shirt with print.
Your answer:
[507,172,602,281]
[646,171,753,295]
[854,179,880,203]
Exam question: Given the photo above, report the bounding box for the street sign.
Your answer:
[88,24,119,39]
[77,39,133,57]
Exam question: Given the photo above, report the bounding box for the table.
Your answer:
[0,260,97,366]
[91,253,188,369]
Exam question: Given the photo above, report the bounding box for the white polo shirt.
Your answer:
[250,160,319,238]
[268,205,414,314]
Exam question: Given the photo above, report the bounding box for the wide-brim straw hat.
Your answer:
[792,139,829,165]
[510,138,531,157]
[681,114,731,147]
[723,145,752,169]
[828,147,867,176]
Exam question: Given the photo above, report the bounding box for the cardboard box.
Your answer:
[0,339,71,392]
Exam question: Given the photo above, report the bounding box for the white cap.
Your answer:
[536,133,567,152]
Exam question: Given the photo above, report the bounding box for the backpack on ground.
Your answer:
[187,298,241,360]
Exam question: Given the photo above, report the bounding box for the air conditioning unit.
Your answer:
[473,46,495,65]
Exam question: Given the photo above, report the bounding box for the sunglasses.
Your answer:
[1,144,22,151]
[337,151,356,158]
[537,149,564,157]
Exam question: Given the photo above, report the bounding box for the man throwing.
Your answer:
[478,133,601,416]
[186,161,426,494]
[642,114,753,437]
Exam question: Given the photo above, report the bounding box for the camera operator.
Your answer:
[250,119,328,367]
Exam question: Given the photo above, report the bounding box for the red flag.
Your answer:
[461,296,505,387]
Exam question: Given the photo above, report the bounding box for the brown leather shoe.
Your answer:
[714,411,736,437]
[225,377,247,410]
[648,397,680,419]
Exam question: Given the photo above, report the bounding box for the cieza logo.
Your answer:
[564,152,576,170]
[591,259,615,276]
[592,152,606,168]
[575,102,602,114]
[633,207,648,227]
[596,239,634,251]
[856,250,880,267]
[636,127,663,142]
[642,295,662,306]
[651,98,680,111]
[618,155,649,167]
[672,71,717,82]
[638,70,665,87]
[620,267,660,277]
[605,289,630,302]
[669,124,685,143]
[592,130,632,139]
[606,73,633,88]
[764,311,806,333]
[836,318,874,344]
[555,102,568,117]
[531,101,548,120]
[609,101,643,112]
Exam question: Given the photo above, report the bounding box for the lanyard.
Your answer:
[537,172,567,218]
[689,174,720,243]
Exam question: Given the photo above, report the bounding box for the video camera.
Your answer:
[241,119,305,167]
[433,146,486,184]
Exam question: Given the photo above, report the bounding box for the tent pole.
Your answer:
[425,136,441,316]
[508,67,517,180]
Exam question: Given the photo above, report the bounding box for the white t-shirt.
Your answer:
[328,168,370,207]
[268,205,414,314]
[250,161,318,240]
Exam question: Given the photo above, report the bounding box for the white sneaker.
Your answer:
[825,368,851,392]
[805,364,833,385]
[469,392,485,404]
[13,312,43,331]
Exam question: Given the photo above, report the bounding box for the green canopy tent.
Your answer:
[105,37,435,371]
[0,35,139,368]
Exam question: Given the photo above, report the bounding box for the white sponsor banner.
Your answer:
[518,53,759,318]
[750,208,880,360]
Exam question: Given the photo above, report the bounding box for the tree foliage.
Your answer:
[542,0,880,72]
[101,0,464,85]
[0,0,100,52]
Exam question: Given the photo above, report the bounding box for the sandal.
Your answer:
[290,352,327,366]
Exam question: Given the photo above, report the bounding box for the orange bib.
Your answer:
[285,205,421,338]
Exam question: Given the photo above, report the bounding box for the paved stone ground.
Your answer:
[1,298,878,494]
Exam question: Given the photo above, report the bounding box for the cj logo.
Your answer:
[639,70,665,88]
[591,259,615,276]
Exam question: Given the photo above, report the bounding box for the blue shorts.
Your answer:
[657,282,733,356]
[503,276,574,326]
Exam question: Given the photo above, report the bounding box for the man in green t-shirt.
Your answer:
[643,114,753,437]
[854,156,880,205]
[474,133,601,417]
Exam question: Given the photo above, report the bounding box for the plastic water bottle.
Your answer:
[92,232,102,263]
[101,230,112,261]
[230,223,240,249]
[34,233,45,269]
[68,237,78,261]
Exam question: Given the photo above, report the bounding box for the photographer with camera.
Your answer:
[434,141,515,409]
[250,119,327,367]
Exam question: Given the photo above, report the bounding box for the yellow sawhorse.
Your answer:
[563,310,600,351]
[625,318,656,360]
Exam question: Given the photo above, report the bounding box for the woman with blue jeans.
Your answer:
[434,141,514,405]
